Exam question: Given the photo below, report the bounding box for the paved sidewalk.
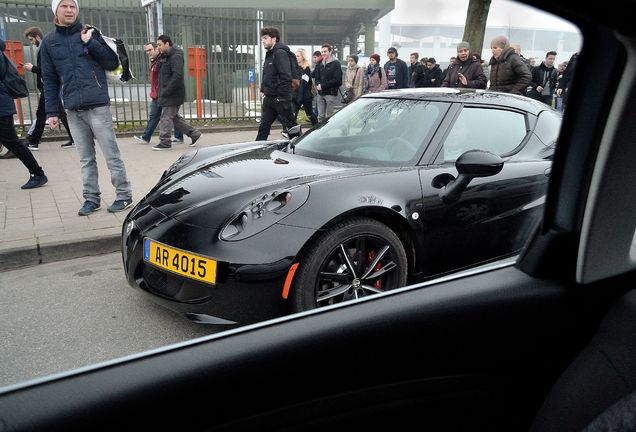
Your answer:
[0,126,272,271]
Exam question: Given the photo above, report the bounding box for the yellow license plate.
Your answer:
[143,238,217,284]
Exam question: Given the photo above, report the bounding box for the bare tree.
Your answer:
[462,0,492,57]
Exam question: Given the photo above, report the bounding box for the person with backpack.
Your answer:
[256,26,300,141]
[40,0,132,215]
[364,53,388,94]
[0,37,48,189]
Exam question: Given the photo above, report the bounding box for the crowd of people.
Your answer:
[2,8,578,203]
[268,34,576,136]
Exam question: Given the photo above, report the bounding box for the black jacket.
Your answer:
[530,62,557,94]
[426,64,443,87]
[30,49,43,91]
[294,66,312,105]
[409,62,427,87]
[442,57,487,89]
[314,57,342,96]
[260,42,294,100]
[40,21,118,114]
[383,58,409,89]
[158,45,186,107]
[488,47,532,94]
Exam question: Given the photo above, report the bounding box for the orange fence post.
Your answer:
[4,41,25,128]
[188,47,206,119]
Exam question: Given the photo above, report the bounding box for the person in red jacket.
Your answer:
[133,42,183,144]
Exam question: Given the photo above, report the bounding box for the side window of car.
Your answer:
[442,108,528,161]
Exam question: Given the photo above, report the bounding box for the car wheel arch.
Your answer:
[290,206,417,286]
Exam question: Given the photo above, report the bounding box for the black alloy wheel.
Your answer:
[290,217,408,312]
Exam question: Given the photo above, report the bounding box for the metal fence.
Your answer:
[0,0,284,128]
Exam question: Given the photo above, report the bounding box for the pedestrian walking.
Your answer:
[0,37,48,189]
[255,27,301,141]
[133,42,183,145]
[152,35,202,151]
[441,41,487,89]
[363,53,388,94]
[23,26,74,150]
[384,47,409,89]
[40,0,132,215]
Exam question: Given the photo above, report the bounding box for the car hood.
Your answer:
[145,143,368,226]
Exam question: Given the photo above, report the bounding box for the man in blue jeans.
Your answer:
[40,0,132,216]
[133,42,183,144]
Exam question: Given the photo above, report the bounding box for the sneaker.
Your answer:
[28,143,39,151]
[108,199,133,213]
[281,131,289,139]
[133,135,149,144]
[78,200,101,216]
[190,132,202,147]
[152,143,172,151]
[60,141,75,149]
[21,174,48,189]
[171,137,184,143]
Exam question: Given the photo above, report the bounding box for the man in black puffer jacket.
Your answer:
[152,34,201,151]
[40,0,132,216]
[256,27,300,141]
[488,35,532,94]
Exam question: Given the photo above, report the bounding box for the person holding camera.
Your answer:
[40,0,132,216]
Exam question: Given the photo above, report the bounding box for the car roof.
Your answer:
[360,88,552,116]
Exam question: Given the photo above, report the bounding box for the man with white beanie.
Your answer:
[40,0,133,216]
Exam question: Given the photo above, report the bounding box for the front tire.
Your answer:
[290,217,408,312]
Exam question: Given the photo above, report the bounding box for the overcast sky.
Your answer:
[391,0,579,32]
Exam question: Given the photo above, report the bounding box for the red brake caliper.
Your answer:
[367,250,383,289]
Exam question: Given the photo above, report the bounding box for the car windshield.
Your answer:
[293,98,447,165]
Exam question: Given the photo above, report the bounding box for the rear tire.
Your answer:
[290,217,408,313]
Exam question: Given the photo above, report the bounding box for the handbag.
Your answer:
[1,54,29,99]
[341,88,354,104]
[341,67,360,104]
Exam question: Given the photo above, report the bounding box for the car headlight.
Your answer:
[162,149,198,178]
[221,185,310,241]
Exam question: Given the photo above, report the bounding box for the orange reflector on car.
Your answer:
[282,263,299,299]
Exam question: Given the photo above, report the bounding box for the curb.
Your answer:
[0,232,121,272]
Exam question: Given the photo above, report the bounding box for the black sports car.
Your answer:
[122,89,560,324]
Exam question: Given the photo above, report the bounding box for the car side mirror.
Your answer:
[434,150,504,204]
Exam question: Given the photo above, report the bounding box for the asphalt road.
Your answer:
[0,252,227,388]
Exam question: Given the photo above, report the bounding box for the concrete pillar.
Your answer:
[364,20,377,56]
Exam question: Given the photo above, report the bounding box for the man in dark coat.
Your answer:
[152,34,201,151]
[424,58,443,87]
[255,27,300,140]
[408,52,427,87]
[384,47,409,89]
[0,37,48,189]
[556,52,578,110]
[442,42,487,89]
[488,35,532,94]
[314,43,342,122]
[40,0,132,215]
[529,50,558,106]
[23,26,74,150]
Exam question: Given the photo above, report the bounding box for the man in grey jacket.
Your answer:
[40,0,132,215]
[152,34,201,151]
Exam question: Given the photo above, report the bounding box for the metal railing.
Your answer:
[1,0,284,128]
